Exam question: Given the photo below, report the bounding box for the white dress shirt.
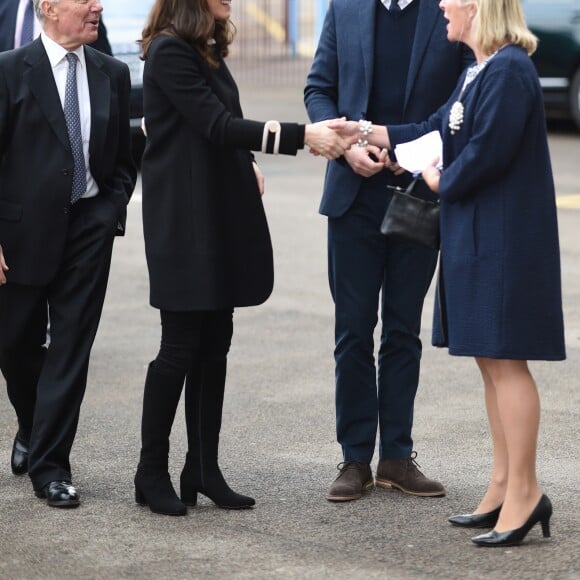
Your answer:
[14,0,42,48]
[381,0,415,10]
[41,32,98,199]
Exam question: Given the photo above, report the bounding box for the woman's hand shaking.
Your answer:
[305,119,358,160]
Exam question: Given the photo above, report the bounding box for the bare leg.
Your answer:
[473,358,508,514]
[476,357,542,532]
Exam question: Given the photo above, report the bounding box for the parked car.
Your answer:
[523,0,580,129]
[104,0,155,164]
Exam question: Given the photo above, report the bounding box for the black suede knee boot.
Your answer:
[180,359,255,509]
[134,362,187,516]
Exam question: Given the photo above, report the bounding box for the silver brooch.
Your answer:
[447,47,504,136]
[448,101,465,135]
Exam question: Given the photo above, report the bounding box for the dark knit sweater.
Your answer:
[366,0,420,125]
[364,0,421,188]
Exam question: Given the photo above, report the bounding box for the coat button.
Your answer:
[63,207,69,214]
[62,169,70,176]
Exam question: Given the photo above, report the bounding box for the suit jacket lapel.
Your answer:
[85,48,110,177]
[404,0,440,110]
[24,39,71,152]
[358,0,377,112]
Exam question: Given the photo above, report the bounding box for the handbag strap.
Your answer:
[386,176,439,204]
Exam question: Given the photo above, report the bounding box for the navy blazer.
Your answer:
[0,38,136,286]
[304,0,473,218]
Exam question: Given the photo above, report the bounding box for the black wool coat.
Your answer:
[141,35,303,311]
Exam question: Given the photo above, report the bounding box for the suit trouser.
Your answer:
[328,183,438,463]
[0,195,118,490]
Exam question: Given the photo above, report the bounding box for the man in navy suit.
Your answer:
[0,0,112,54]
[0,0,135,508]
[305,0,473,502]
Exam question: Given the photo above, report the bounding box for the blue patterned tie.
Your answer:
[20,0,35,46]
[64,53,86,204]
[389,0,401,12]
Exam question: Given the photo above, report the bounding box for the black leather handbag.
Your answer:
[380,177,440,249]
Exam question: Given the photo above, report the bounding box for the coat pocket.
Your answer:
[0,199,23,222]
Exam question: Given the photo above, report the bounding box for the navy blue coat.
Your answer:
[389,45,565,360]
[304,0,473,217]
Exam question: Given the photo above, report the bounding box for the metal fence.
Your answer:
[227,0,329,87]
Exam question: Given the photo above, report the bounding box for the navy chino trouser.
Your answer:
[327,180,438,463]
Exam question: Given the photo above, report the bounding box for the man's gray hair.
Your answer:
[33,0,59,22]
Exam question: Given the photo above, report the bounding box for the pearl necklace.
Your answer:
[448,48,503,135]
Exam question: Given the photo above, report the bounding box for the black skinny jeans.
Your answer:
[153,309,234,376]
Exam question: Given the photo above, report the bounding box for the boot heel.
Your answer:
[541,518,551,538]
[375,478,394,490]
[134,472,187,516]
[180,471,198,506]
[135,485,147,506]
[181,490,198,507]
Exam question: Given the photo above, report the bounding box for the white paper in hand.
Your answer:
[394,130,443,174]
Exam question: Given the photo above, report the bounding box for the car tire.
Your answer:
[570,66,580,131]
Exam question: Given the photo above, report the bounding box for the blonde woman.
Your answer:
[334,0,565,546]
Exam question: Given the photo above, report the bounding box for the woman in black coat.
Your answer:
[134,0,352,515]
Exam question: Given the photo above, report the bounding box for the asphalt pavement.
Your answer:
[0,86,578,579]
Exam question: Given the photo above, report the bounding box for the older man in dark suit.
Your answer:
[0,0,112,54]
[0,0,135,508]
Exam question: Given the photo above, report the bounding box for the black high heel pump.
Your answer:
[448,504,502,528]
[471,494,552,547]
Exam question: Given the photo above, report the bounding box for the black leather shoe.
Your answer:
[448,505,502,528]
[472,495,552,547]
[11,433,29,475]
[35,481,80,508]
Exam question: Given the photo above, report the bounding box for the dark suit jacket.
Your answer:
[304,0,474,218]
[0,38,136,286]
[141,36,304,311]
[0,0,112,55]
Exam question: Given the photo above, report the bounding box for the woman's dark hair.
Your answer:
[140,0,235,66]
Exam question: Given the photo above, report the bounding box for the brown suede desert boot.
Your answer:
[326,461,373,502]
[375,451,445,497]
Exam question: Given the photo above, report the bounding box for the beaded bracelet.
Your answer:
[357,119,372,148]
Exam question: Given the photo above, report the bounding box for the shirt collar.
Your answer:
[40,31,86,70]
[381,0,415,10]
